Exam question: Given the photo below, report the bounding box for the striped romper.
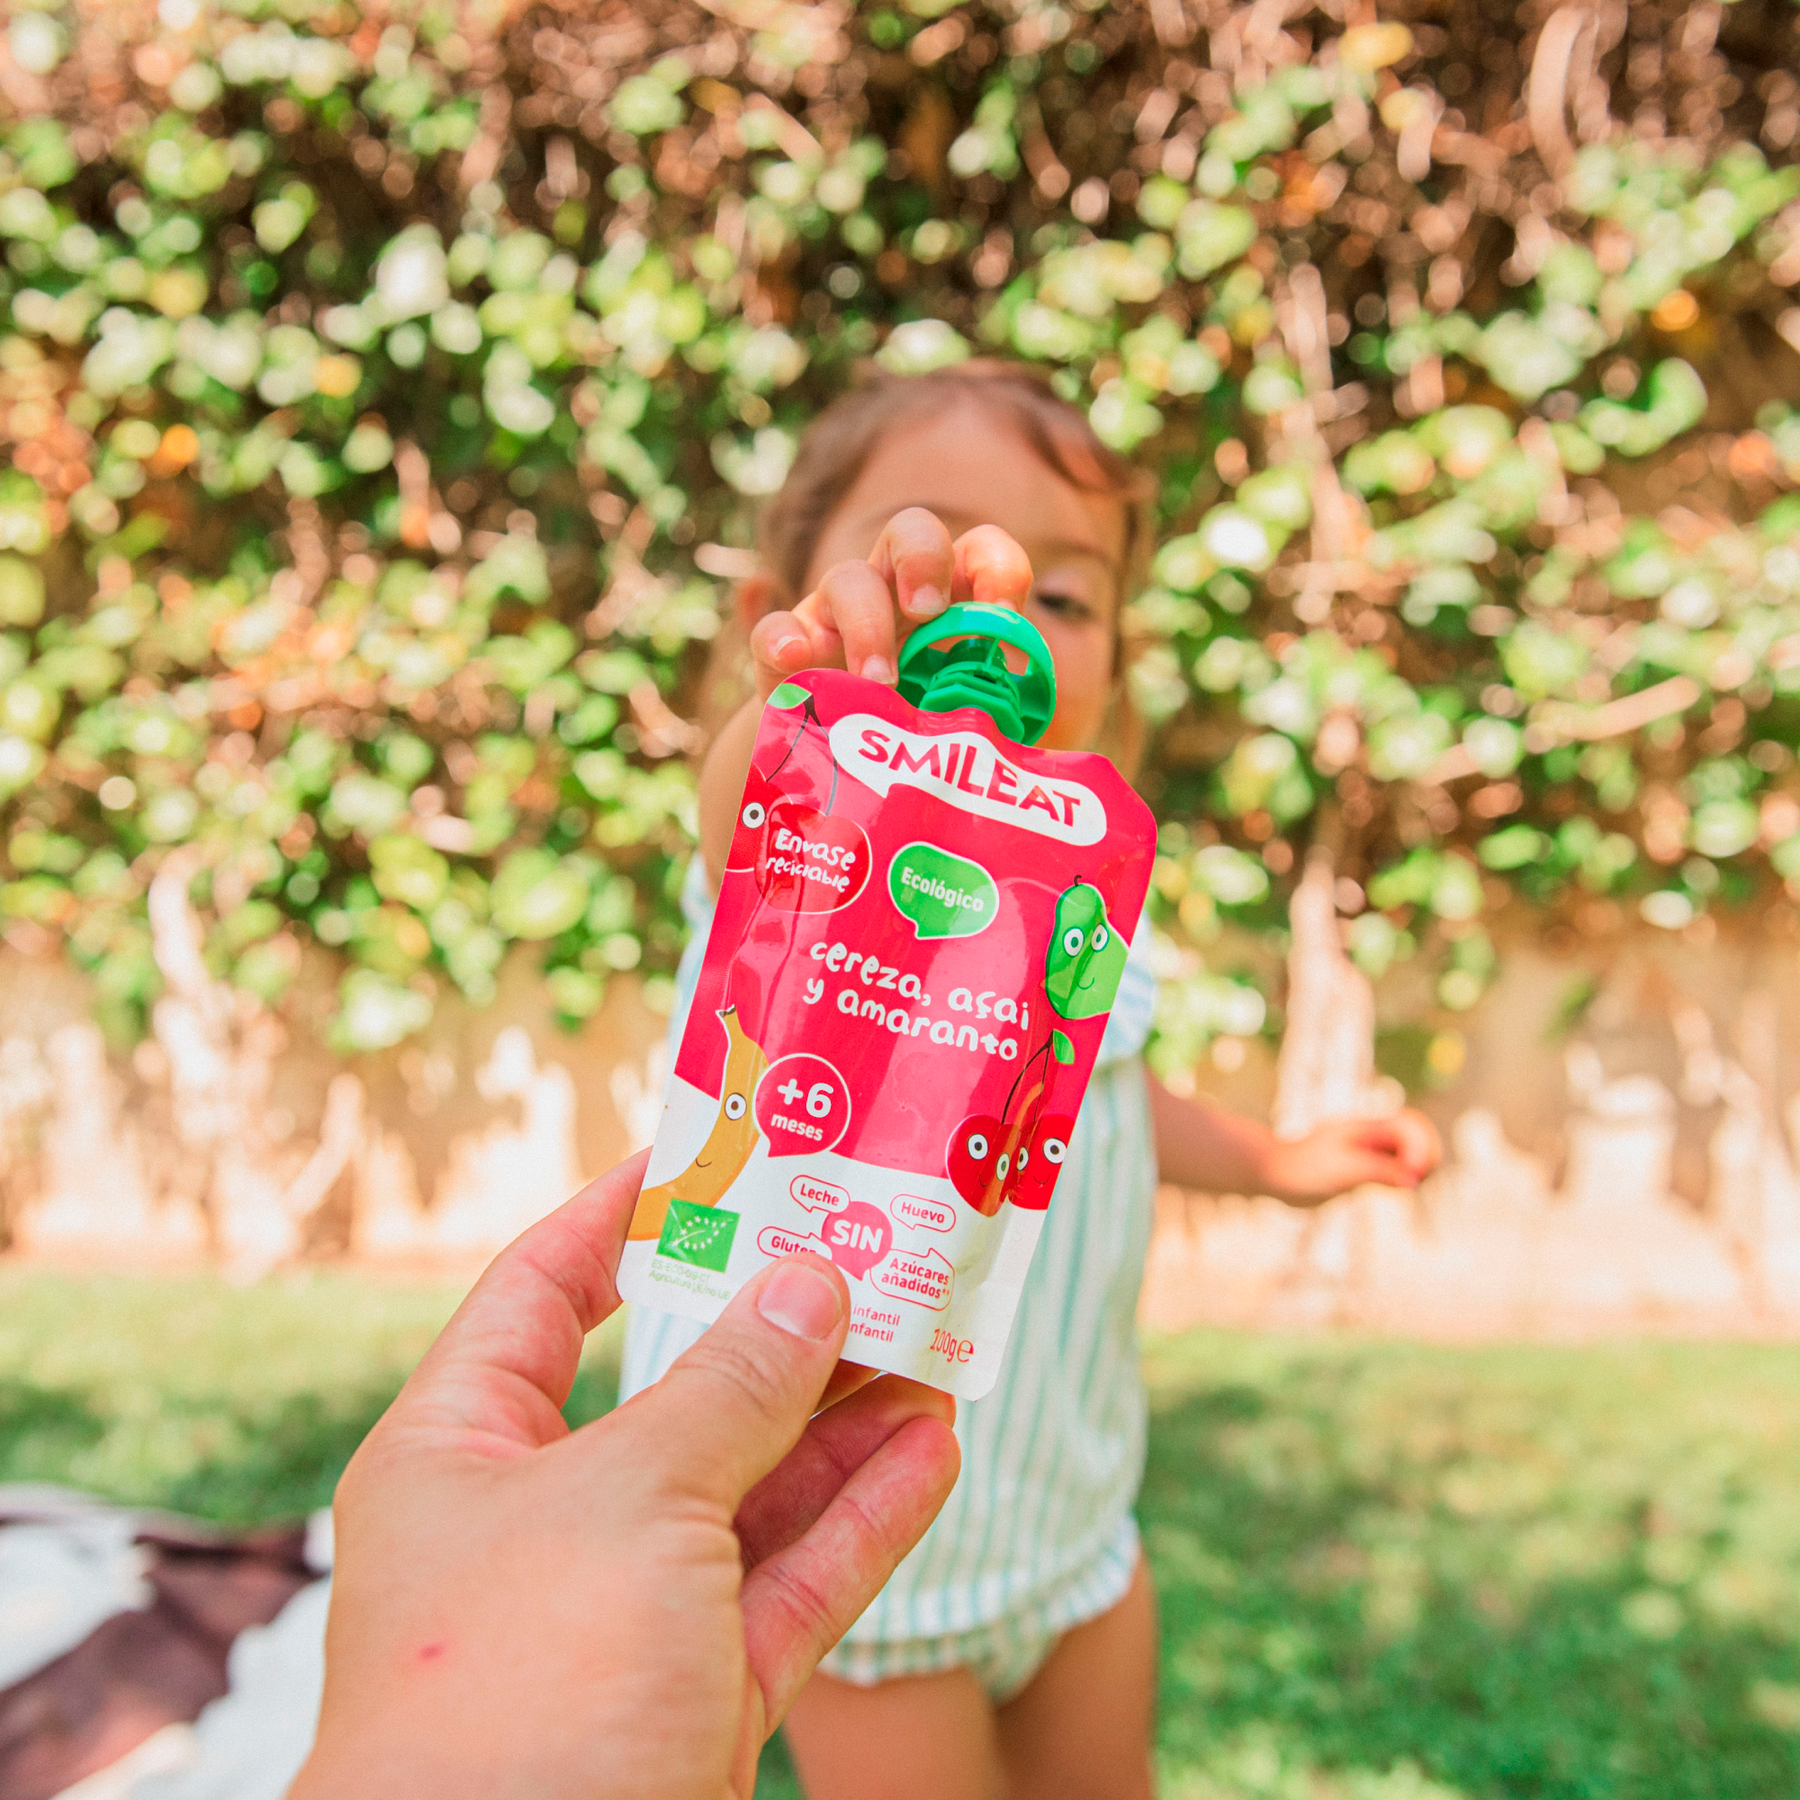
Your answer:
[619,860,1160,1701]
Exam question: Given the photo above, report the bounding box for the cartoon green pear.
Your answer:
[1044,882,1128,1020]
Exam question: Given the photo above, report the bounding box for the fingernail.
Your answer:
[910,585,946,618]
[861,655,895,684]
[758,1261,843,1341]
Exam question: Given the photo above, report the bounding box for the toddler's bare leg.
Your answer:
[782,1666,1006,1800]
[995,1557,1158,1800]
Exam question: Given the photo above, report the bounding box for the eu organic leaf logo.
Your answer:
[658,1200,740,1273]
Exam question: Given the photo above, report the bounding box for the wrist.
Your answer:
[291,1730,501,1800]
[287,1742,356,1800]
[1242,1120,1284,1189]
[1249,1132,1314,1205]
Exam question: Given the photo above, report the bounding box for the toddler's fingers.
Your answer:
[798,558,901,685]
[1344,1130,1425,1189]
[869,506,955,621]
[1392,1107,1443,1177]
[1353,1113,1439,1182]
[748,609,819,700]
[952,524,1034,611]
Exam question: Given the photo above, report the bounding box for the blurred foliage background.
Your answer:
[3,0,1800,1073]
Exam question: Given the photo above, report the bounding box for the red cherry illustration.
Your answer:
[1011,1114,1074,1211]
[725,762,780,871]
[947,1114,1008,1215]
[755,800,871,913]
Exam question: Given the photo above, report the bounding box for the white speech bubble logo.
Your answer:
[891,1193,955,1234]
[871,1245,955,1310]
[757,1223,827,1260]
[791,1174,850,1215]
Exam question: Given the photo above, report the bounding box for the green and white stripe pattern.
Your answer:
[619,863,1159,1697]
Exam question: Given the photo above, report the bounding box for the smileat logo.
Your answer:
[829,715,1105,846]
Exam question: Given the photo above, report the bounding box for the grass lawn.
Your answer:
[3,1268,1799,1798]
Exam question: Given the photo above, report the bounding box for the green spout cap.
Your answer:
[894,604,1058,746]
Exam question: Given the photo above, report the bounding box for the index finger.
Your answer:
[951,525,1034,610]
[868,506,955,622]
[792,558,903,684]
[387,1149,650,1456]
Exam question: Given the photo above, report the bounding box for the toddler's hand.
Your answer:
[1259,1108,1442,1205]
[291,1151,959,1800]
[750,509,1033,700]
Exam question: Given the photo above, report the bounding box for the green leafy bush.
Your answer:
[3,0,1799,1055]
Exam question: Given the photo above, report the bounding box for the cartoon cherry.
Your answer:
[1011,1114,1073,1211]
[947,1114,1009,1215]
[725,762,780,871]
[725,685,833,873]
[947,1076,1050,1217]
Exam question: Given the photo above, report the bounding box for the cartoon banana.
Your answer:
[628,1005,770,1241]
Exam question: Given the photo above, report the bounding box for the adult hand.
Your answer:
[748,509,1033,700]
[289,1150,960,1800]
[1259,1109,1443,1205]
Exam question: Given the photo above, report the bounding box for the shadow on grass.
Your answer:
[760,1350,1800,1800]
[0,1273,627,1527]
[0,1376,109,1467]
[0,1356,627,1528]
[0,1373,407,1526]
[1142,1367,1800,1800]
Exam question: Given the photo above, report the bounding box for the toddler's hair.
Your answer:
[693,360,1156,771]
[758,359,1156,603]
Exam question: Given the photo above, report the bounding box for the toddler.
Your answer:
[621,362,1438,1799]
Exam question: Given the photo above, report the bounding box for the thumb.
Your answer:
[610,1255,851,1510]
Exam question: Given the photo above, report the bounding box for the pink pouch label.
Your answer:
[618,669,1155,1397]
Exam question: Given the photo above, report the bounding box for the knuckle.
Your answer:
[896,542,953,580]
[750,613,796,651]
[889,505,949,543]
[819,558,882,600]
[673,1331,803,1434]
[758,1553,842,1648]
[832,1486,890,1564]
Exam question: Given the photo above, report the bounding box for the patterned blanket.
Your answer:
[0,1489,329,1800]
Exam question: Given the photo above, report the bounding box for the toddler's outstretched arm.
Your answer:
[1147,1073,1440,1205]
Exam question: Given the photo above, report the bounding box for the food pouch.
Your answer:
[618,605,1156,1397]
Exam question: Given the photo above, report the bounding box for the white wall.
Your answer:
[6,870,1800,1339]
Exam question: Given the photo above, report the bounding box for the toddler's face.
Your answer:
[798,402,1126,753]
